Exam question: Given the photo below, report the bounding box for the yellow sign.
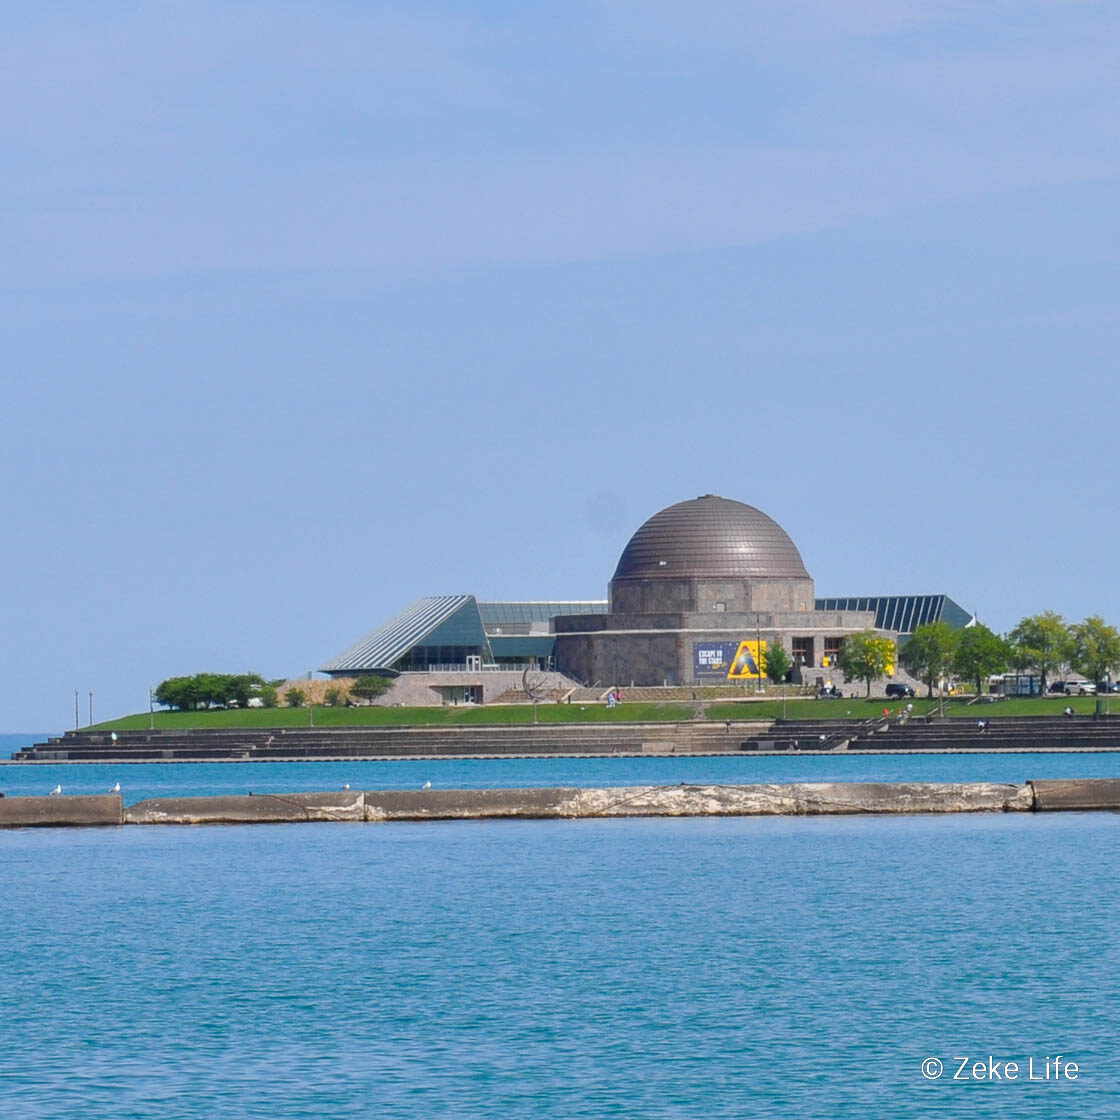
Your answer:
[727,640,766,680]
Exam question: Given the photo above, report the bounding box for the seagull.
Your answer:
[342,783,350,790]
[109,781,120,793]
[49,785,62,796]
[422,780,432,790]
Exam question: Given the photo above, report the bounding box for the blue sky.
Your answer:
[3,1,1119,729]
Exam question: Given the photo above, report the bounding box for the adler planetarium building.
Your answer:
[322,494,972,696]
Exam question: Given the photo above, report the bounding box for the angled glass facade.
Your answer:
[814,595,974,636]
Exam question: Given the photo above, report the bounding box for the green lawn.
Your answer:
[93,701,697,731]
[87,693,1114,732]
[713,695,1110,721]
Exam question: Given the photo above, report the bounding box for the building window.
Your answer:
[713,602,725,612]
[792,637,814,667]
[824,637,844,663]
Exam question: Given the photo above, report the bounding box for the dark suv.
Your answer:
[885,683,916,699]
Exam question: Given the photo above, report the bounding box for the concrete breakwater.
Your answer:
[3,779,1120,827]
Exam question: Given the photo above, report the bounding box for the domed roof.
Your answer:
[612,495,810,581]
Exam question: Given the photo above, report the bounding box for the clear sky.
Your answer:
[4,1,1119,730]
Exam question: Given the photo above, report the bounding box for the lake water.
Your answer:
[4,748,1120,803]
[2,812,1118,1118]
[5,736,1120,1116]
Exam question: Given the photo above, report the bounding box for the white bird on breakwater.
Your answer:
[342,783,350,790]
[109,782,120,793]
[49,785,62,796]
[422,780,431,790]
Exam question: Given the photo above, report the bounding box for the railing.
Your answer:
[397,663,556,674]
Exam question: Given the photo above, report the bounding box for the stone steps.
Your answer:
[14,722,763,761]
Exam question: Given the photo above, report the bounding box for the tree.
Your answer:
[901,622,960,698]
[323,685,348,707]
[1007,611,1070,693]
[284,687,307,708]
[951,624,1011,696]
[227,673,266,707]
[1068,616,1120,685]
[836,631,895,696]
[155,676,190,710]
[762,642,792,684]
[154,672,270,710]
[351,674,394,704]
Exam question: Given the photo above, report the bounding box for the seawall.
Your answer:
[3,779,1120,827]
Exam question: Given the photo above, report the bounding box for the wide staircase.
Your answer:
[12,720,771,762]
[18,714,1120,763]
[740,715,1120,752]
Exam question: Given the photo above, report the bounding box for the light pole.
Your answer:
[74,689,79,731]
[149,688,155,731]
[755,613,762,695]
[88,691,93,727]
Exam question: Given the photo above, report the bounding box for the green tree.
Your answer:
[284,687,307,708]
[351,674,394,704]
[901,622,960,698]
[1007,611,1070,693]
[1068,616,1120,685]
[154,675,198,710]
[951,624,1011,696]
[762,642,792,684]
[836,631,896,696]
[227,673,266,707]
[323,685,348,707]
[154,672,270,710]
[259,685,278,709]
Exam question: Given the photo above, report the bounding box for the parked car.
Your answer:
[1065,681,1097,696]
[1095,682,1118,693]
[1047,681,1067,694]
[885,683,916,699]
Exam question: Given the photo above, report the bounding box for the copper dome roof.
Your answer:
[612,495,810,581]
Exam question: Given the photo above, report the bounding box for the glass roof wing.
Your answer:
[815,595,971,636]
[320,595,480,672]
[478,601,608,626]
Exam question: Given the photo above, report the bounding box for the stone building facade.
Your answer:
[552,494,882,687]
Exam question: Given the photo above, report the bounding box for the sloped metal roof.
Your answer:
[815,595,974,635]
[320,595,482,672]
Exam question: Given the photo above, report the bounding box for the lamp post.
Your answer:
[755,613,762,695]
[88,691,93,727]
[74,689,79,731]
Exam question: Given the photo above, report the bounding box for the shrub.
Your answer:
[323,686,348,707]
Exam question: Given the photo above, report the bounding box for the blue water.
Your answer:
[1,813,1118,1118]
[4,751,1120,803]
[0,732,54,754]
